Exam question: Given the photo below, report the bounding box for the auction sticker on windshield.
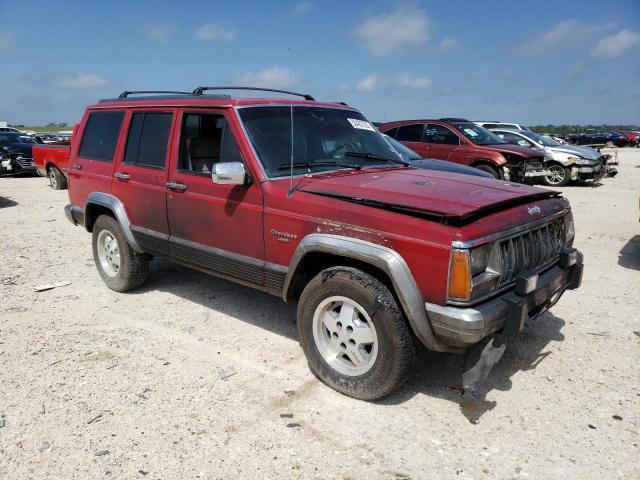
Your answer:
[347,118,375,131]
[464,128,478,137]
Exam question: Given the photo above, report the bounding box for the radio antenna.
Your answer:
[288,46,294,195]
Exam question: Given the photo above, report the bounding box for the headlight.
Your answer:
[564,212,575,246]
[448,243,500,302]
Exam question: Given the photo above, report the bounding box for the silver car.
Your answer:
[491,128,607,186]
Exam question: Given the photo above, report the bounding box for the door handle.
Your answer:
[166,181,187,192]
[72,163,82,170]
[114,172,130,180]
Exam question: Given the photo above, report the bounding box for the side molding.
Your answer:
[84,192,143,253]
[283,234,455,353]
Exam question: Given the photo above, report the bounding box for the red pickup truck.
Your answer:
[34,139,72,189]
[63,88,583,400]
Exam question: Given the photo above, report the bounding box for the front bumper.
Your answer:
[426,249,583,348]
[1,156,36,173]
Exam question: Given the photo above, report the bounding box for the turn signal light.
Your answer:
[448,250,471,301]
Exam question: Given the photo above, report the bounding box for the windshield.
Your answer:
[454,123,506,145]
[382,134,421,161]
[520,130,558,147]
[0,133,35,144]
[238,106,403,177]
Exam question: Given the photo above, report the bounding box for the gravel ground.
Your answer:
[1,149,638,480]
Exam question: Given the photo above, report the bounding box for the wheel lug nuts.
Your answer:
[346,326,353,333]
[340,342,346,350]
[332,332,338,339]
[336,321,342,329]
[349,339,356,346]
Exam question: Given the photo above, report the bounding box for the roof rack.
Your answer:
[192,86,315,101]
[439,117,469,122]
[118,90,191,99]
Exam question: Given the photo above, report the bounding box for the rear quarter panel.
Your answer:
[33,144,71,177]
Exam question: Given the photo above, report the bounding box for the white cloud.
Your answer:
[292,1,313,15]
[53,73,107,88]
[438,37,457,52]
[142,22,175,42]
[0,31,14,50]
[196,23,237,42]
[396,73,431,89]
[593,29,640,58]
[514,19,580,55]
[356,75,377,92]
[353,73,431,92]
[354,8,431,57]
[234,66,297,88]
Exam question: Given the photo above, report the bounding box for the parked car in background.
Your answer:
[622,131,639,147]
[0,132,37,175]
[0,126,22,133]
[491,128,608,186]
[379,119,548,183]
[61,87,583,400]
[568,131,628,147]
[382,134,494,178]
[474,121,531,131]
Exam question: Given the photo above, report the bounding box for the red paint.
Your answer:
[68,95,572,306]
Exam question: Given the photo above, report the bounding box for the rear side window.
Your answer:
[124,112,173,168]
[396,124,424,142]
[79,111,125,161]
[424,124,460,145]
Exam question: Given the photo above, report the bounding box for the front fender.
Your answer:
[284,234,457,353]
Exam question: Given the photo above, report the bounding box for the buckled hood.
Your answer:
[297,167,559,222]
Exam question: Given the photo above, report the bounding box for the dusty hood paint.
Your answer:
[547,144,601,160]
[298,167,558,221]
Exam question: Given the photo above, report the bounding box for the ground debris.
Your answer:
[613,415,623,421]
[95,450,110,457]
[0,419,5,428]
[38,441,50,452]
[280,413,293,418]
[87,413,103,424]
[33,281,71,292]
[286,422,301,428]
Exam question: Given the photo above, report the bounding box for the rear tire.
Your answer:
[297,267,414,400]
[48,166,67,190]
[475,164,499,178]
[92,215,149,292]
[542,162,570,187]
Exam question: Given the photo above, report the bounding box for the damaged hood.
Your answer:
[547,144,601,160]
[298,168,559,222]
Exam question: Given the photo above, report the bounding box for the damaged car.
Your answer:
[63,87,583,400]
[491,128,609,186]
[0,132,37,175]
[379,119,550,183]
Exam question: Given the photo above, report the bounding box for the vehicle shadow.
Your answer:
[381,311,566,424]
[132,258,565,423]
[132,258,298,340]
[618,235,640,270]
[0,195,18,208]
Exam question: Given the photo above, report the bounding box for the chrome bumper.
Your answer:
[426,250,583,348]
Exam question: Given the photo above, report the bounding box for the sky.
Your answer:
[1,0,639,126]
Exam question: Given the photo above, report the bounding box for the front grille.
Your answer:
[16,157,34,168]
[497,218,565,287]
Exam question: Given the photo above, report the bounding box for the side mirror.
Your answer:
[212,162,247,185]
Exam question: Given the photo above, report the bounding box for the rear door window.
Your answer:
[396,124,424,142]
[424,124,460,145]
[79,111,125,162]
[124,112,173,168]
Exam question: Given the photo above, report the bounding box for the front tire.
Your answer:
[297,267,414,400]
[48,166,67,190]
[542,162,570,187]
[92,215,149,292]
[475,164,499,178]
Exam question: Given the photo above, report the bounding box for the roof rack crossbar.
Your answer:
[118,90,192,99]
[192,86,315,101]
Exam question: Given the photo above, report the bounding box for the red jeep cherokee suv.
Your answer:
[64,88,582,400]
[379,118,549,182]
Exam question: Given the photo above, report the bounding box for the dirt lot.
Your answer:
[1,150,638,480]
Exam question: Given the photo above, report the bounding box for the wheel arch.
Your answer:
[84,192,143,253]
[283,234,456,353]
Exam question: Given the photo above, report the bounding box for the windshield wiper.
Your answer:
[277,161,361,171]
[344,151,409,166]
